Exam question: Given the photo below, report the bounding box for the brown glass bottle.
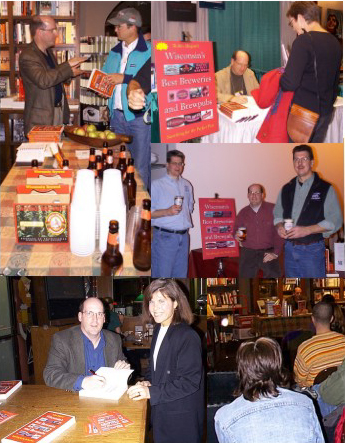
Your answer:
[31,159,38,169]
[96,155,103,179]
[104,149,114,169]
[133,199,151,271]
[87,148,96,169]
[123,158,136,209]
[116,144,127,179]
[101,220,123,276]
[102,141,108,167]
[62,159,69,170]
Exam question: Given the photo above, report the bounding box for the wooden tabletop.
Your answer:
[0,139,151,276]
[0,385,147,442]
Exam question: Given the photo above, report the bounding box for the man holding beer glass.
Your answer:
[151,150,194,277]
[234,183,283,277]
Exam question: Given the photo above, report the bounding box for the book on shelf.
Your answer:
[11,1,74,17]
[79,367,133,400]
[0,50,10,70]
[0,77,10,98]
[87,69,116,98]
[0,22,9,44]
[1,411,75,443]
[0,1,8,15]
[12,118,26,142]
[0,411,18,425]
[14,22,32,44]
[0,381,22,400]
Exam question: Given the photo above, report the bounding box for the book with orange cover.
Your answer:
[1,411,75,443]
[87,69,116,98]
[28,126,64,143]
[0,381,22,400]
[0,411,18,425]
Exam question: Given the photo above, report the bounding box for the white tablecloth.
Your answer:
[201,96,343,144]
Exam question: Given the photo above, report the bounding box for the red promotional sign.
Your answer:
[199,198,239,260]
[154,41,218,142]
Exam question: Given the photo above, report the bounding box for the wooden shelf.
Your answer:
[13,15,76,20]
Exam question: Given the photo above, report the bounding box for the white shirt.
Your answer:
[114,38,138,110]
[153,325,169,371]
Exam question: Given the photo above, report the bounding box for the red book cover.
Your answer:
[87,69,116,98]
[0,411,18,425]
[1,411,75,443]
[0,381,22,400]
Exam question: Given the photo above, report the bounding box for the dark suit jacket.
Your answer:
[19,40,72,135]
[43,325,125,391]
[147,323,204,443]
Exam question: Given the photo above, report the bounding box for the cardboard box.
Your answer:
[233,315,255,328]
[16,185,70,204]
[232,327,255,340]
[26,169,73,188]
[14,203,69,243]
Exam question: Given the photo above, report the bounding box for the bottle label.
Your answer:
[107,156,114,164]
[120,151,126,159]
[89,155,95,162]
[97,163,102,170]
[127,165,134,173]
[108,232,119,246]
[141,209,151,221]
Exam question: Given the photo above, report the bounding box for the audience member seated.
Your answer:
[322,294,345,334]
[294,302,345,387]
[44,297,129,391]
[214,337,324,443]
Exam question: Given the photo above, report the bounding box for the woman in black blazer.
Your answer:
[127,279,204,443]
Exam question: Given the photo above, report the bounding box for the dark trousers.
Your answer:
[239,247,281,278]
[310,113,333,142]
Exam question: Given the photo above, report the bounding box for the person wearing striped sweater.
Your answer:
[294,301,345,387]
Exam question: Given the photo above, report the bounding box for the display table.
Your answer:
[0,140,150,276]
[201,97,343,143]
[123,337,152,350]
[188,248,239,277]
[253,314,313,338]
[0,385,147,443]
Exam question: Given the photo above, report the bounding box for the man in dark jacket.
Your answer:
[19,15,85,135]
[274,144,342,277]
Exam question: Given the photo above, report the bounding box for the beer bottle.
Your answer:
[87,148,96,169]
[101,220,123,276]
[31,159,38,169]
[62,159,69,170]
[96,155,103,179]
[133,199,151,271]
[102,141,108,167]
[116,144,127,179]
[104,149,114,169]
[123,158,136,209]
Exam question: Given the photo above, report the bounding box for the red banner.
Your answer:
[154,40,218,142]
[199,198,239,260]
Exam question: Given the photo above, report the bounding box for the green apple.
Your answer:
[88,131,98,138]
[104,130,111,136]
[86,124,97,133]
[76,128,86,136]
[73,128,79,134]
[107,132,117,140]
[97,132,106,139]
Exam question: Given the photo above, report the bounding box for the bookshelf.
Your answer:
[311,278,345,303]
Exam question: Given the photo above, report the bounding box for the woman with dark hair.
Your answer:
[127,279,204,443]
[281,1,342,142]
[321,294,345,334]
[215,337,324,443]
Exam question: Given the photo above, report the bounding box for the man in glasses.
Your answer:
[234,183,283,277]
[215,50,259,104]
[274,144,342,277]
[102,8,151,191]
[44,297,129,391]
[151,150,194,277]
[19,15,86,136]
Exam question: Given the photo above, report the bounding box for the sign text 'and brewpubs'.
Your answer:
[154,41,218,142]
[199,198,239,260]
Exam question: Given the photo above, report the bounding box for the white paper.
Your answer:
[79,367,133,400]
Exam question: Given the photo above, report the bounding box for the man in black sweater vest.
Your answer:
[273,144,342,277]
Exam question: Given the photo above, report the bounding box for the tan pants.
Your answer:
[53,104,64,125]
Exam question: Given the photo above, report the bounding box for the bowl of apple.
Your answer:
[64,124,132,148]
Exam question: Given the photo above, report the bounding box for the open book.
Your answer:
[79,367,133,400]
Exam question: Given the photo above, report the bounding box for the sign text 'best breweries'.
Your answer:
[199,198,239,260]
[154,41,218,142]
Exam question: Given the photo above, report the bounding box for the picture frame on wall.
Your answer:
[325,9,343,45]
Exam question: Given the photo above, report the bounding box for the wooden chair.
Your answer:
[314,366,338,385]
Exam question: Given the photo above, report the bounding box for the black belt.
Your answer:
[288,239,323,246]
[154,226,188,235]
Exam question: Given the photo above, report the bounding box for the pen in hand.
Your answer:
[89,369,96,375]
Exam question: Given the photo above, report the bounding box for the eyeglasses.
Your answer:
[169,161,184,167]
[41,27,57,32]
[293,157,310,163]
[82,311,105,318]
[248,191,262,195]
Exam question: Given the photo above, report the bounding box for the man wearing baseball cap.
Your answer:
[102,8,151,191]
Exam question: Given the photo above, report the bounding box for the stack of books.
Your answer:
[28,126,64,143]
